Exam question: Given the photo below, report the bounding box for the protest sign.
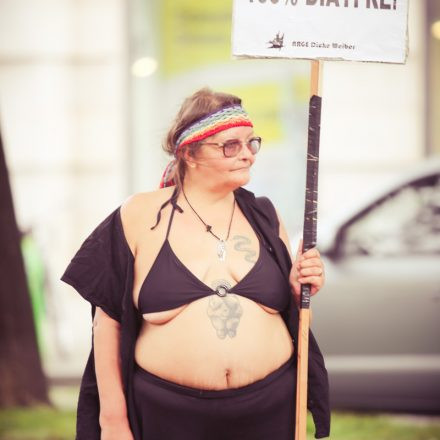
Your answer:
[232,0,409,63]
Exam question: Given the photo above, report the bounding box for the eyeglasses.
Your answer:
[200,136,262,158]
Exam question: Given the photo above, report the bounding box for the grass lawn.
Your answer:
[314,411,440,440]
[0,404,439,439]
[0,406,76,440]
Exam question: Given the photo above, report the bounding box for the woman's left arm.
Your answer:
[276,209,326,314]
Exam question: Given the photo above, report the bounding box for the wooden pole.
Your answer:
[295,59,323,440]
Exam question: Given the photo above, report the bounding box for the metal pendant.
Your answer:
[217,240,226,261]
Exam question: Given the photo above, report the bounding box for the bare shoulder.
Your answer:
[119,186,175,256]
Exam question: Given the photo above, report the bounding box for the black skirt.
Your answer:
[132,353,297,440]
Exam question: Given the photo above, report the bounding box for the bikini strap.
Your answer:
[165,203,176,240]
[149,186,184,231]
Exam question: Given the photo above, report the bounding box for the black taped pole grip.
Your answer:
[300,94,322,310]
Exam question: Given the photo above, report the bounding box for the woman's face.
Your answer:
[187,126,258,189]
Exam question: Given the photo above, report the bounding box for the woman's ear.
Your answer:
[181,147,197,168]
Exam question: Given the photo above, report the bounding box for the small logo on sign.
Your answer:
[268,32,284,49]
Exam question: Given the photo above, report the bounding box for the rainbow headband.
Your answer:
[174,105,253,153]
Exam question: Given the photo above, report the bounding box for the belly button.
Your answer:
[225,368,231,387]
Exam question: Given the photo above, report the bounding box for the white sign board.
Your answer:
[232,0,409,64]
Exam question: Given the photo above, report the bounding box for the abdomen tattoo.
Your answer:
[207,279,243,339]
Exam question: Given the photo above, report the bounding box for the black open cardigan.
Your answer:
[60,186,330,439]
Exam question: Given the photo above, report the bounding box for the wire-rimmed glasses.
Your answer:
[200,136,262,158]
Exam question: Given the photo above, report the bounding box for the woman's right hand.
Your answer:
[101,420,134,440]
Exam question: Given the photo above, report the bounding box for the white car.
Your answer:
[294,157,440,413]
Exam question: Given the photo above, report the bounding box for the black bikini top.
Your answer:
[137,190,290,314]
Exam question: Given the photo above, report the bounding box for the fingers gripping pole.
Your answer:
[295,59,322,440]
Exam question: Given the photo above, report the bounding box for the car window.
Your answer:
[340,175,440,257]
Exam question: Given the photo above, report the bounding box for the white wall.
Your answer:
[318,0,426,220]
[0,0,128,377]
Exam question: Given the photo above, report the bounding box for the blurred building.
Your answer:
[0,0,438,379]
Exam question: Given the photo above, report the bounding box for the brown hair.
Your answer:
[163,87,242,192]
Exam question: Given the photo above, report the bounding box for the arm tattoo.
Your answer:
[232,235,258,263]
[207,279,243,339]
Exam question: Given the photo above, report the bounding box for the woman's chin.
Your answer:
[221,168,251,188]
[233,174,250,187]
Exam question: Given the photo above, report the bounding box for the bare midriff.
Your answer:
[134,298,294,390]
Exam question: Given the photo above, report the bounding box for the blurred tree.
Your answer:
[0,125,50,407]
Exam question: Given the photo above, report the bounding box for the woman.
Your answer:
[61,88,330,440]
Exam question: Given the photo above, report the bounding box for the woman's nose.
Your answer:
[238,140,255,160]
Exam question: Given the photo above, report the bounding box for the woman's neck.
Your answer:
[180,178,235,211]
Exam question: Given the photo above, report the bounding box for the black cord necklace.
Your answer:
[182,187,236,261]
